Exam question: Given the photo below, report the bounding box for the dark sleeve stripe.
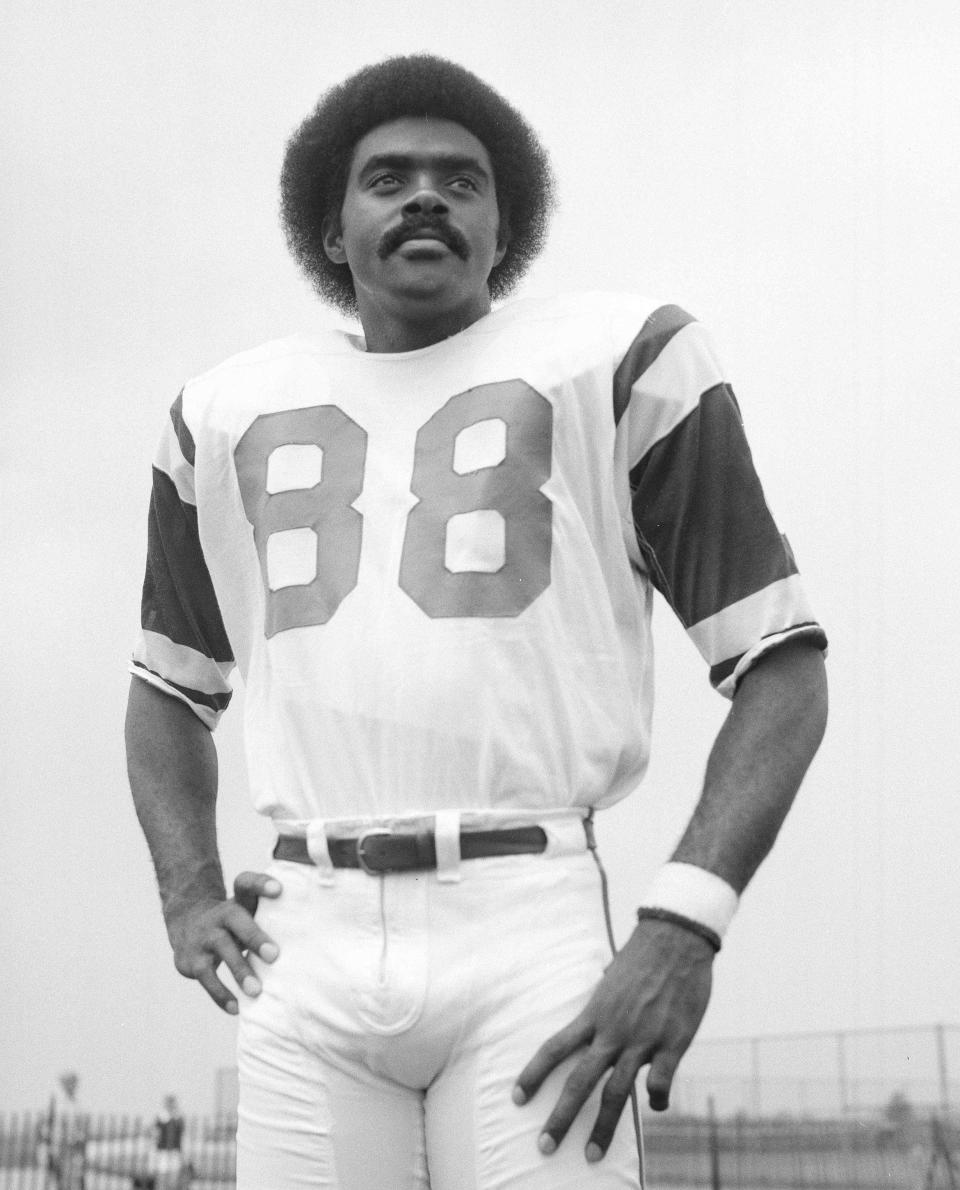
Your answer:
[629,382,798,627]
[709,623,829,689]
[130,659,232,714]
[613,305,697,426]
[170,389,196,467]
[141,466,234,663]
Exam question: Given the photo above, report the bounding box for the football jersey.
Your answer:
[131,292,826,824]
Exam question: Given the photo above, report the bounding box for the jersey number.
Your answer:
[235,381,553,636]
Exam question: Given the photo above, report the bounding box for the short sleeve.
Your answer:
[130,391,235,728]
[615,307,827,697]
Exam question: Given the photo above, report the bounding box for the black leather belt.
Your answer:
[273,826,547,874]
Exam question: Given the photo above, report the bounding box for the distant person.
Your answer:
[152,1095,187,1189]
[132,1096,188,1190]
[38,1072,86,1189]
[126,54,828,1189]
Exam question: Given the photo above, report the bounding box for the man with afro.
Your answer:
[127,54,827,1189]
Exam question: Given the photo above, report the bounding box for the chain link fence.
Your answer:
[670,1023,960,1120]
[4,1027,957,1189]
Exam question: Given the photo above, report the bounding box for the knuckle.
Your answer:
[561,1066,601,1107]
[600,1079,627,1110]
[191,952,218,976]
[540,1035,568,1062]
[651,1052,679,1083]
[593,1037,623,1065]
[197,899,226,922]
[568,1069,597,1099]
[238,928,261,954]
[217,939,243,968]
[196,966,225,992]
[221,911,251,940]
[201,925,228,954]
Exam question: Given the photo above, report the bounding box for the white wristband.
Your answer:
[640,862,739,939]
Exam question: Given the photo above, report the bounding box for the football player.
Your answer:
[126,54,827,1189]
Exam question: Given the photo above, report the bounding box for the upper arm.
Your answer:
[130,392,235,729]
[734,636,828,721]
[125,676,215,779]
[617,315,827,695]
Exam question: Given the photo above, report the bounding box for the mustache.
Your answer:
[377,214,470,261]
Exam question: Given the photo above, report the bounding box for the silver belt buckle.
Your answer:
[355,829,392,874]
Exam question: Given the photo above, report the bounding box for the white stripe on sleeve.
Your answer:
[154,419,196,506]
[624,322,727,467]
[687,574,815,668]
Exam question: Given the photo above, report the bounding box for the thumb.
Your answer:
[233,870,279,916]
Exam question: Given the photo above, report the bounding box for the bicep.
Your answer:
[125,676,217,802]
[621,324,826,695]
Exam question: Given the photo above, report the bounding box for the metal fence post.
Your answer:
[708,1095,722,1190]
[837,1030,849,1115]
[750,1037,762,1117]
[936,1023,950,1115]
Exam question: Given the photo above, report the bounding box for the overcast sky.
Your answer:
[3,0,959,1117]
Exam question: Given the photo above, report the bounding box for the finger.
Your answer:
[232,870,282,939]
[233,870,282,906]
[513,1015,594,1105]
[585,1052,644,1162]
[210,927,264,998]
[537,1048,616,1154]
[220,900,280,964]
[192,960,240,1016]
[646,1048,681,1112]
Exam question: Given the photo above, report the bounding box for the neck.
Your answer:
[355,292,492,353]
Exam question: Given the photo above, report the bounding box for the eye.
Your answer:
[448,175,479,192]
[368,172,402,189]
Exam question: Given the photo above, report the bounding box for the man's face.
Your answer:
[323,117,507,326]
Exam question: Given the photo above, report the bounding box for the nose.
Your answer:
[402,186,449,217]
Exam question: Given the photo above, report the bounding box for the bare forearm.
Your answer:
[673,639,828,893]
[125,678,282,1011]
[124,677,226,926]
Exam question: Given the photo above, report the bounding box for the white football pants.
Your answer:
[236,813,642,1189]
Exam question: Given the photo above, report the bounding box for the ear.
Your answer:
[493,213,510,267]
[322,214,347,265]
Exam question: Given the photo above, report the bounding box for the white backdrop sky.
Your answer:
[2,0,959,1116]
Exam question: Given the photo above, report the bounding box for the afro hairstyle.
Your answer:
[280,54,555,315]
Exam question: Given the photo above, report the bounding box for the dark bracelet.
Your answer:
[636,906,722,953]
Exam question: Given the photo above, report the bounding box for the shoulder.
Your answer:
[187,328,352,390]
[480,293,711,402]
[175,328,355,427]
[490,290,693,350]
